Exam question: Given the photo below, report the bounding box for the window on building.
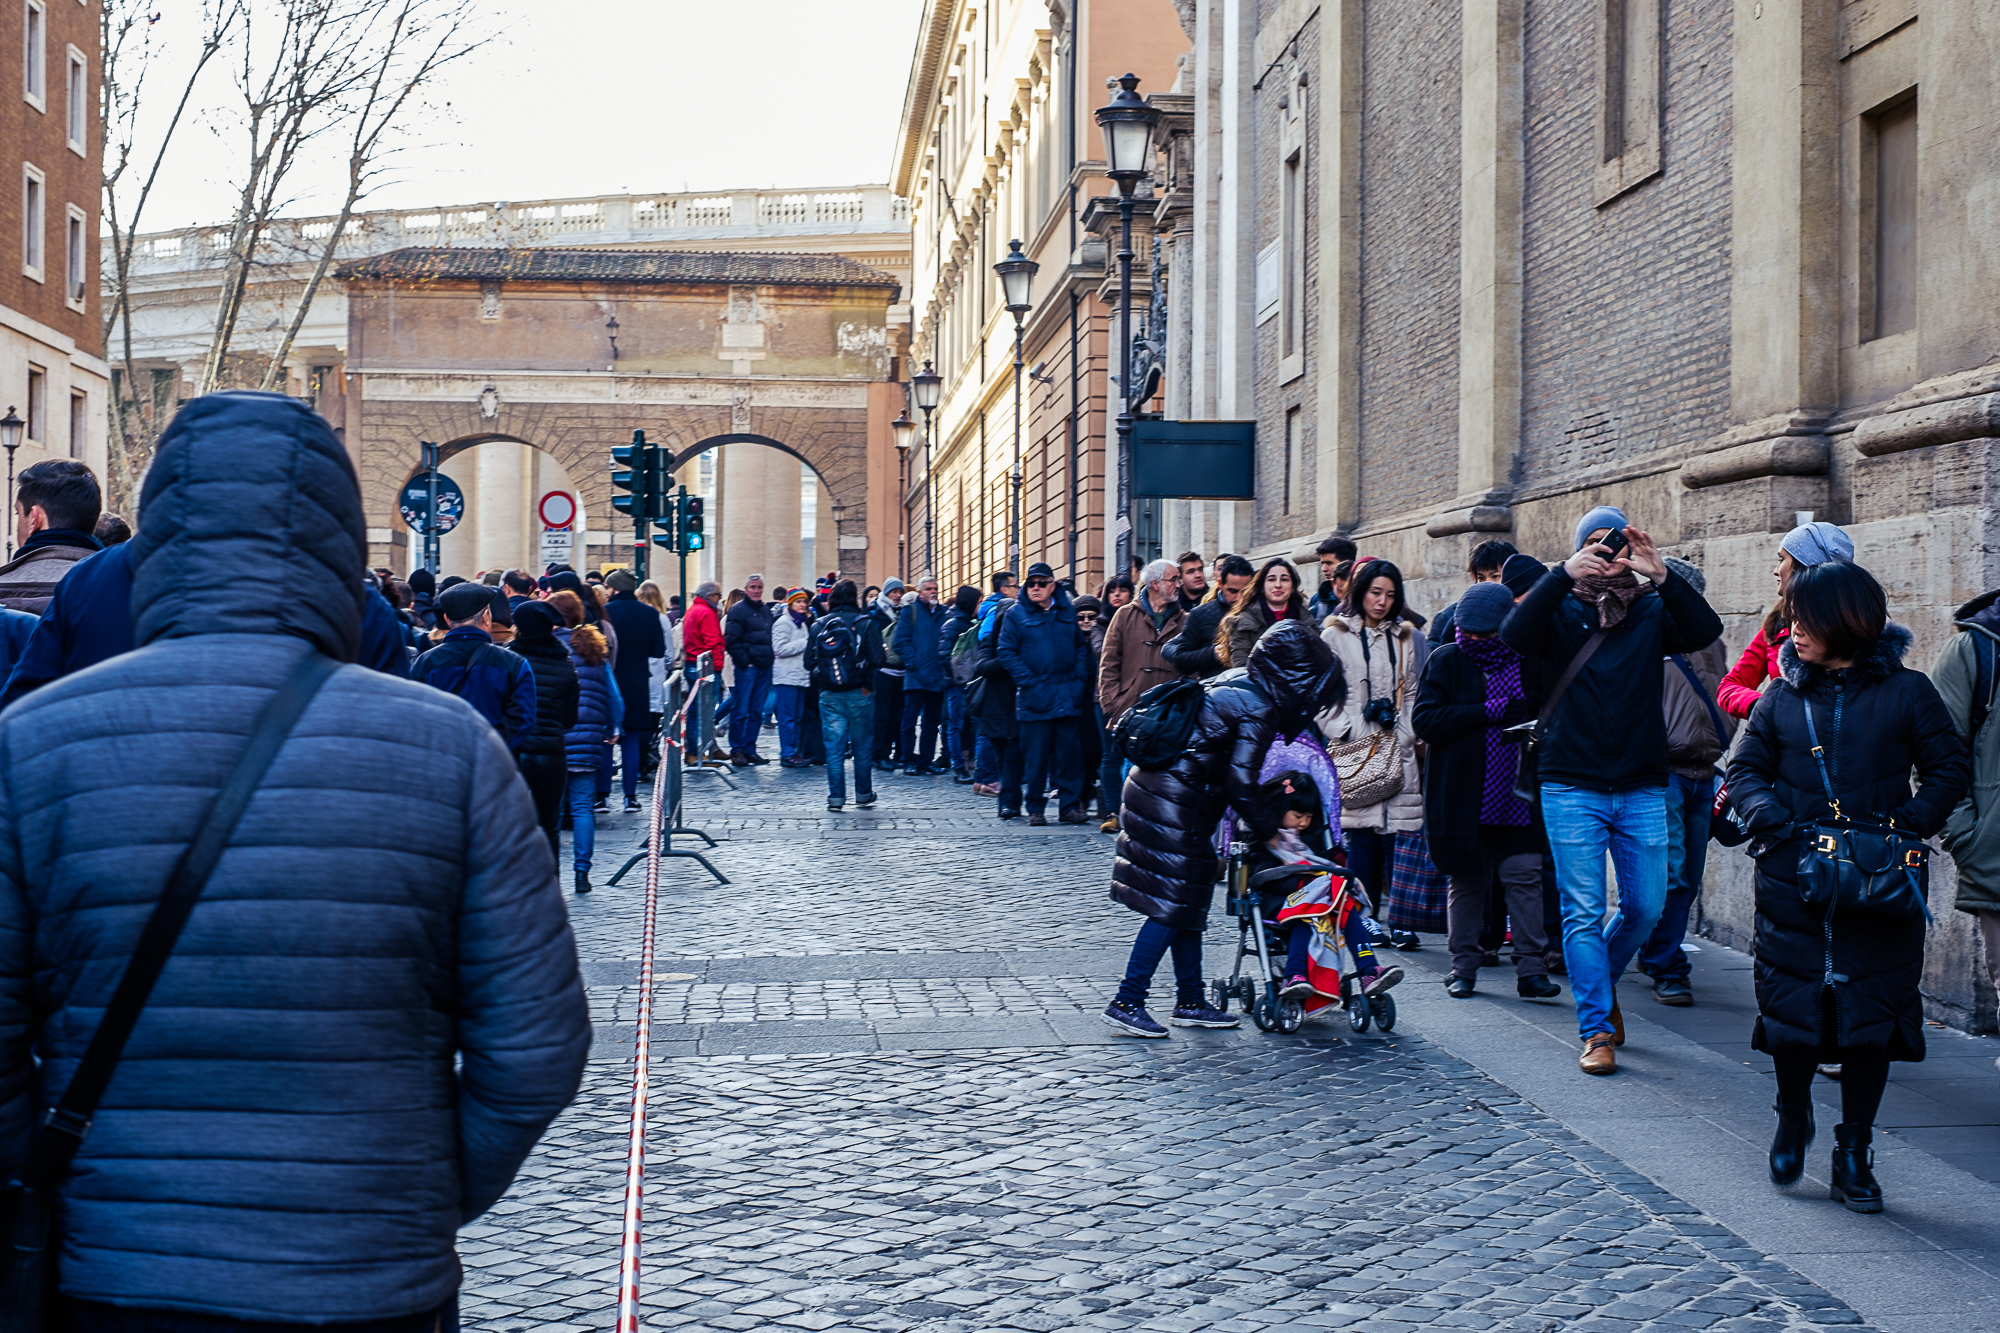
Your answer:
[1593,0,1662,205]
[65,204,84,306]
[1277,75,1308,383]
[23,0,46,108]
[1869,94,1918,341]
[26,365,47,443]
[1283,408,1302,515]
[65,46,85,151]
[22,165,45,279]
[68,390,85,459]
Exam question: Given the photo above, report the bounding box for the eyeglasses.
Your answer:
[1025,577,1053,589]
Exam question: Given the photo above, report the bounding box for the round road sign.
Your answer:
[539,490,577,529]
[398,474,465,534]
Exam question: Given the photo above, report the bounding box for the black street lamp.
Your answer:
[1095,71,1161,579]
[910,359,942,574]
[892,410,916,581]
[0,407,20,560]
[994,240,1038,575]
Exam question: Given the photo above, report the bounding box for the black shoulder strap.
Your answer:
[1972,632,1996,737]
[20,649,340,1188]
[1534,628,1610,738]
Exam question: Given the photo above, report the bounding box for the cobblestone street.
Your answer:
[461,763,2000,1333]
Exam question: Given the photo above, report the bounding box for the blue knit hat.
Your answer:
[1455,582,1515,635]
[1780,520,1852,568]
[1574,505,1629,552]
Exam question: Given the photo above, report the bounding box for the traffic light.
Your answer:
[610,433,650,519]
[681,494,705,552]
[647,448,675,519]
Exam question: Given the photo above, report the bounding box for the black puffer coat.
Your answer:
[1727,625,1969,1060]
[508,630,579,758]
[971,606,1019,742]
[1111,619,1345,930]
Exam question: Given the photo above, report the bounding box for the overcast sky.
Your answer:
[137,0,920,231]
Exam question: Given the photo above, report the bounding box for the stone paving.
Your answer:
[460,761,1889,1333]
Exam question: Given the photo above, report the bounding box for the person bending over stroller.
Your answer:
[1250,771,1404,1004]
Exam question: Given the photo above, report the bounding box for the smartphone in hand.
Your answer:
[1595,529,1629,560]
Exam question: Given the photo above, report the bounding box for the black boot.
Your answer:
[1830,1123,1883,1213]
[1769,1098,1814,1186]
[574,870,592,895]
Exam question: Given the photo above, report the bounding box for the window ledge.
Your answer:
[22,266,45,285]
[24,93,46,114]
[1594,143,1661,208]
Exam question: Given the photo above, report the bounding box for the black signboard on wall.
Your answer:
[1131,419,1256,499]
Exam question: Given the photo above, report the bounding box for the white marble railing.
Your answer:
[117,185,909,274]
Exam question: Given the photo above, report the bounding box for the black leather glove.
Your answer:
[1499,697,1536,729]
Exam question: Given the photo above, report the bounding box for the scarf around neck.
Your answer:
[1456,630,1531,826]
[1569,570,1654,629]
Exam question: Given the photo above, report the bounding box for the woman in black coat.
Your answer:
[1728,561,1969,1211]
[507,601,581,863]
[1103,619,1345,1037]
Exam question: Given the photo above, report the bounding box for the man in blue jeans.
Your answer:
[1501,506,1723,1075]
[1638,558,1732,1005]
[803,579,886,811]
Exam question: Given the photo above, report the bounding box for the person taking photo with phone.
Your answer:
[1500,505,1723,1075]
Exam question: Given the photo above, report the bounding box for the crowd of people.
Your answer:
[0,388,1995,1333]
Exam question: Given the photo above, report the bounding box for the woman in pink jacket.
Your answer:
[1718,521,1853,719]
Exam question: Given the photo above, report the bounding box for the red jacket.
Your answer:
[681,596,724,670]
[1717,625,1786,719]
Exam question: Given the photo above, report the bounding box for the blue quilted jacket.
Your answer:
[0,392,590,1322]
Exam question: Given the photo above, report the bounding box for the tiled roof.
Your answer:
[337,247,901,291]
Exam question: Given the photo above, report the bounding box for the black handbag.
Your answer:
[1,651,339,1332]
[1794,694,1932,921]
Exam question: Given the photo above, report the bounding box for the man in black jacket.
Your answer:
[1168,555,1255,678]
[723,572,776,765]
[804,579,886,811]
[604,568,667,807]
[1500,505,1723,1076]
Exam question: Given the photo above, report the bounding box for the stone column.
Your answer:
[1313,0,1361,533]
[717,444,804,593]
[1430,0,1523,543]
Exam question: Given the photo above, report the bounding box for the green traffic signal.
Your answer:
[681,494,705,553]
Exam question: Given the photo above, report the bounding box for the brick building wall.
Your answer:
[1515,0,1734,531]
[1354,0,1463,527]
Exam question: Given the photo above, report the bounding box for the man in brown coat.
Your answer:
[1096,559,1189,830]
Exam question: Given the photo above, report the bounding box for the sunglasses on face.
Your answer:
[1026,578,1053,589]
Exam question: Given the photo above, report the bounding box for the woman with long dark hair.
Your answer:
[1728,561,1967,1211]
[1218,557,1305,668]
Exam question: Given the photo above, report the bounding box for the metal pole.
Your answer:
[1114,189,1136,581]
[422,441,440,576]
[922,411,935,575]
[1010,316,1024,573]
[4,446,16,559]
[676,484,689,620]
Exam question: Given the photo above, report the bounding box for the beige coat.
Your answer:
[1319,614,1428,832]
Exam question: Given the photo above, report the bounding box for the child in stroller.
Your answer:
[1214,771,1405,1034]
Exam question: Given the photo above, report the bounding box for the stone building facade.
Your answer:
[1155,0,2000,1029]
[1,0,106,496]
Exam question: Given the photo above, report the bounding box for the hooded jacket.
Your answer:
[1932,589,2000,915]
[508,625,580,759]
[1111,620,1345,929]
[0,392,589,1322]
[1719,625,1788,719]
[723,595,775,671]
[997,586,1088,722]
[1726,626,1969,1060]
[681,594,724,669]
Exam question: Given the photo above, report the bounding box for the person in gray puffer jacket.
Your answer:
[0,391,590,1328]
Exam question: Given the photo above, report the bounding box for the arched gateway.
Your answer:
[338,247,905,582]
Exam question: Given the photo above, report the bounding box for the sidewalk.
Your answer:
[1383,934,2000,1333]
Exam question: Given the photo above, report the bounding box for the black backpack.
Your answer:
[1111,676,1205,771]
[807,615,864,690]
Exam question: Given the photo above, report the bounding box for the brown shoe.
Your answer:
[1580,1032,1618,1075]
[1609,998,1626,1046]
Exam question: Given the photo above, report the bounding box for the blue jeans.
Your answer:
[1114,918,1206,1010]
[1096,703,1125,818]
[566,770,597,873]
[1344,828,1392,912]
[819,689,875,802]
[1542,782,1669,1041]
[943,684,968,771]
[619,730,646,801]
[900,687,942,769]
[974,734,1000,785]
[729,664,769,755]
[1018,718,1081,816]
[775,683,808,760]
[1639,772,1716,982]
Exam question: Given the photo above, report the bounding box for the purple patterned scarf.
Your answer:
[1455,630,1532,826]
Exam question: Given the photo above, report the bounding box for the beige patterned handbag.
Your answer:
[1330,671,1405,808]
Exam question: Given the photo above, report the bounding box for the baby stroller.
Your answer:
[1210,840,1400,1036]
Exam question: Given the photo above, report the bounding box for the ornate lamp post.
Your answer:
[892,409,916,580]
[0,407,23,560]
[910,359,942,574]
[829,498,845,581]
[993,240,1038,574]
[1094,72,1161,579]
